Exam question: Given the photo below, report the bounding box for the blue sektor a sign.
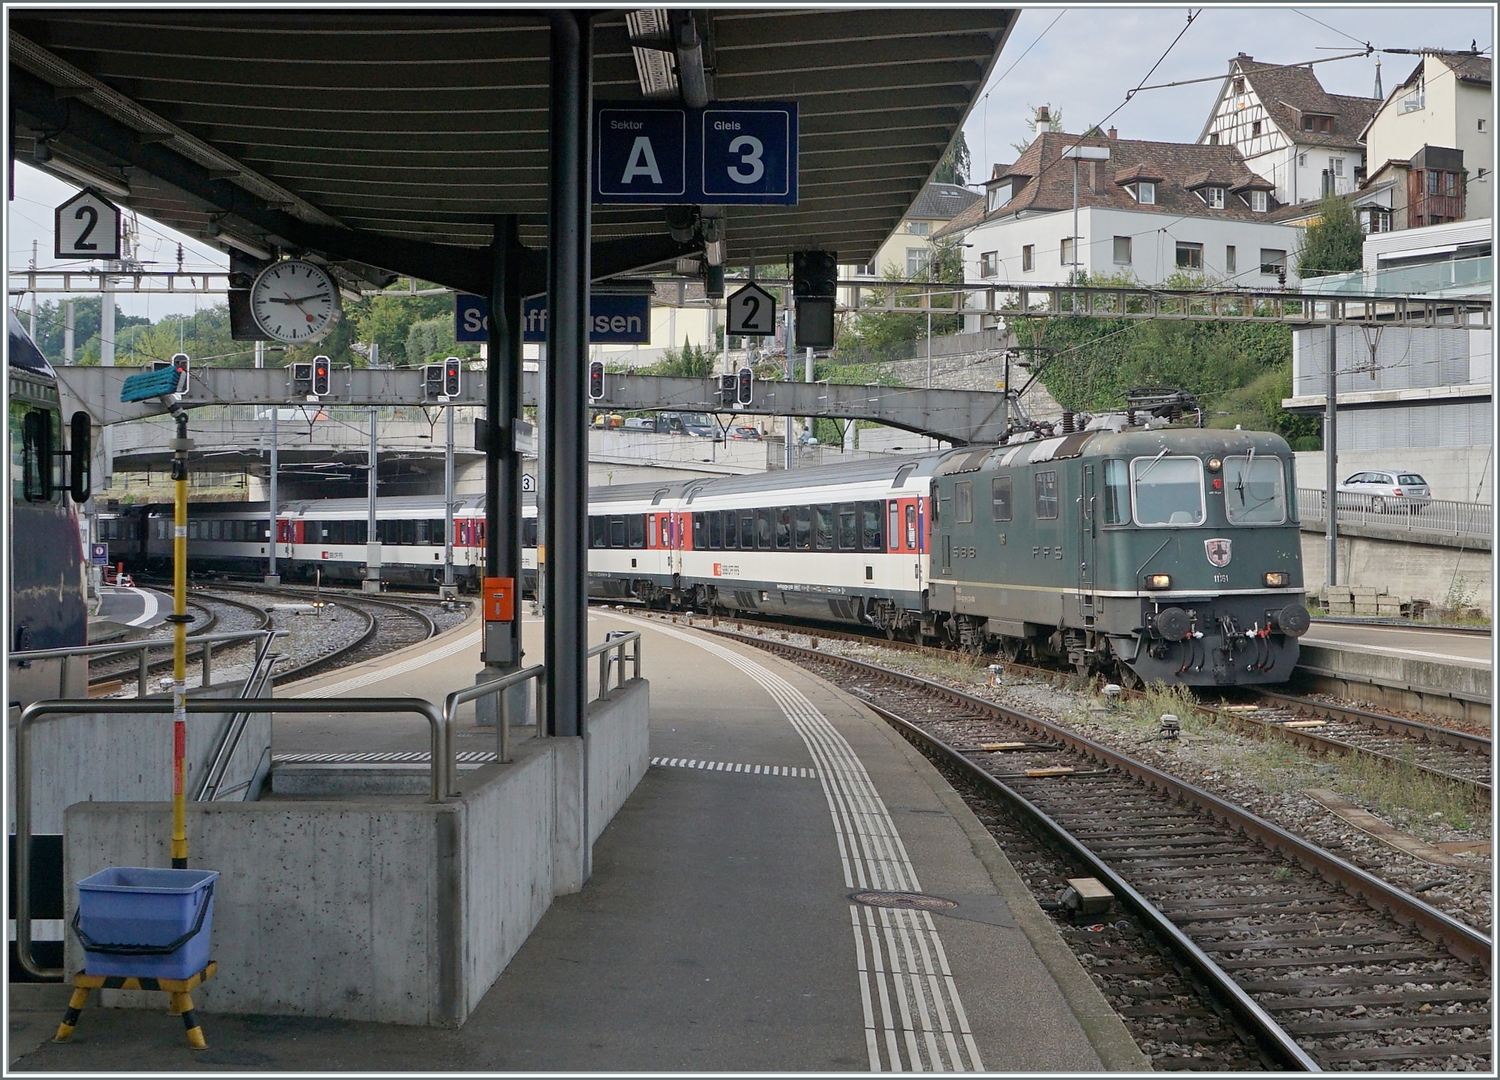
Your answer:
[456,294,652,344]
[593,101,798,205]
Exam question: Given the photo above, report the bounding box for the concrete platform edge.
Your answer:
[852,696,1151,1072]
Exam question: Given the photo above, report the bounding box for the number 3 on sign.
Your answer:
[726,136,764,184]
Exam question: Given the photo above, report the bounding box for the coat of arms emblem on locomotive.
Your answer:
[1204,538,1232,567]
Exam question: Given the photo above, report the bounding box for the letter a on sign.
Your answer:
[622,137,663,185]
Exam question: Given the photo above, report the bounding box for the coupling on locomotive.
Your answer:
[111,397,1310,689]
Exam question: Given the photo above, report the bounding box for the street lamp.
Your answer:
[1061,145,1110,283]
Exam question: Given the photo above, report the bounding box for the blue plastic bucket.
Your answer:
[73,867,218,979]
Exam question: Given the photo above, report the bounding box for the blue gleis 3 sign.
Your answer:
[594,101,797,205]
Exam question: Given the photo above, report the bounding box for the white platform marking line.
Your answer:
[624,615,981,1072]
[121,587,160,627]
[1300,636,1490,666]
[292,628,481,698]
[861,903,904,1071]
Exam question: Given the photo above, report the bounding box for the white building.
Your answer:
[1284,217,1492,500]
[1199,54,1381,207]
[940,127,1307,330]
[1353,50,1492,234]
[843,181,981,281]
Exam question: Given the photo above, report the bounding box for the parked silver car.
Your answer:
[1336,469,1432,512]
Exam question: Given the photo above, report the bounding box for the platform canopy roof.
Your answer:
[9,8,1015,291]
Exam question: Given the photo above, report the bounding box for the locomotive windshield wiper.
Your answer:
[1135,448,1169,481]
[1235,446,1254,503]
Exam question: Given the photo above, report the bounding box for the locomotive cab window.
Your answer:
[1132,456,1204,526]
[1102,459,1130,525]
[14,406,58,503]
[1034,471,1059,520]
[1223,454,1287,524]
[991,477,1012,522]
[954,481,973,523]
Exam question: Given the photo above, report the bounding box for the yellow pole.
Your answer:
[169,407,192,869]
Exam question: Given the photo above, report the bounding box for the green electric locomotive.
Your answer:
[929,424,1310,686]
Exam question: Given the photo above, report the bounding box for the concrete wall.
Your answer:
[7,680,271,835]
[63,678,650,1028]
[1299,530,1492,612]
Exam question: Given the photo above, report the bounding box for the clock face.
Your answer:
[249,260,342,344]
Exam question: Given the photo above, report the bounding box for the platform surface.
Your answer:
[10,608,1142,1071]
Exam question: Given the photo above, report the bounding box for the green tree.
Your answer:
[1296,194,1363,278]
[26,296,151,364]
[934,132,971,186]
[642,339,714,378]
[835,237,965,362]
[348,291,455,366]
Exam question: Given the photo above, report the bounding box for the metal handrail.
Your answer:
[9,629,280,699]
[14,695,449,981]
[196,635,287,801]
[1298,487,1492,542]
[591,631,642,699]
[443,664,545,791]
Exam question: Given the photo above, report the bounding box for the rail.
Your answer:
[1298,488,1492,543]
[9,629,281,699]
[14,695,448,981]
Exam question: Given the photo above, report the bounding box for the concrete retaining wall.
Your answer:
[1295,645,1489,725]
[1299,532,1492,613]
[8,681,271,835]
[63,678,650,1028]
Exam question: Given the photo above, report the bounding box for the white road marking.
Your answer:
[1301,636,1491,667]
[291,628,480,698]
[121,587,160,626]
[650,756,817,777]
[619,614,983,1073]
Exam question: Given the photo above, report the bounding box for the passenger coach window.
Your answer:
[836,504,858,550]
[692,514,704,549]
[1102,460,1129,524]
[955,481,973,523]
[906,505,918,548]
[1132,456,1204,526]
[794,507,812,550]
[888,503,900,549]
[740,510,755,550]
[589,516,608,548]
[708,512,723,549]
[609,516,626,548]
[628,514,645,548]
[862,502,882,551]
[991,477,1012,522]
[523,519,538,547]
[776,508,792,550]
[756,508,773,550]
[1035,471,1059,520]
[721,511,737,549]
[1224,455,1287,524]
[814,505,834,550]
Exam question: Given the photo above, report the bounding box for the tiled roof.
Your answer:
[934,131,1280,238]
[907,182,982,221]
[1231,55,1380,150]
[1414,50,1492,87]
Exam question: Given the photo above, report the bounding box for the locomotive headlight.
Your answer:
[1206,457,1222,472]
[1144,573,1172,590]
[1264,571,1290,587]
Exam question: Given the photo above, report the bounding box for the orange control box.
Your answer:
[483,576,514,622]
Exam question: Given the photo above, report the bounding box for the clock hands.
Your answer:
[269,293,330,304]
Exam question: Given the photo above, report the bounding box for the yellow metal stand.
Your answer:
[54,961,216,1049]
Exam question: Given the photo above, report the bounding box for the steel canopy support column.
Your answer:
[546,12,591,758]
[477,215,525,725]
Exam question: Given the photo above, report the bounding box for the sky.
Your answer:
[6,4,1495,324]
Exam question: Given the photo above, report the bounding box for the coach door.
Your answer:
[1079,464,1096,618]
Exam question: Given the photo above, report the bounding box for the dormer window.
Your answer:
[987,181,1012,212]
[1132,181,1156,205]
[1301,113,1334,134]
[1249,189,1268,213]
[1201,186,1225,209]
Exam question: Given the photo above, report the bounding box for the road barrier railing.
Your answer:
[1298,488,1492,543]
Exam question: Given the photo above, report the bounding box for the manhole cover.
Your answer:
[850,890,958,911]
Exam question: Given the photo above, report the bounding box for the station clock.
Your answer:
[249,259,342,344]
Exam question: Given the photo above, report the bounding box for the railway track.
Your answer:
[716,629,1492,1072]
[87,592,269,691]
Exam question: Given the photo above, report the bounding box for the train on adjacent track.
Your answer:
[105,416,1310,687]
[7,312,91,706]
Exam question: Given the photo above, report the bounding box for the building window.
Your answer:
[1225,245,1237,273]
[1113,236,1132,264]
[1480,118,1487,132]
[1332,157,1344,177]
[1175,242,1203,270]
[1208,132,1219,145]
[1298,153,1307,167]
[906,248,930,276]
[1201,186,1225,209]
[1021,244,1034,272]
[1133,181,1156,205]
[1362,208,1391,235]
[1060,237,1075,265]
[1233,75,1245,94]
[1250,189,1268,212]
[854,263,873,276]
[979,251,998,277]
[1251,120,1261,138]
[987,182,1012,212]
[1427,170,1441,195]
[906,220,930,235]
[1260,248,1287,275]
[1302,114,1334,133]
[1444,171,1459,196]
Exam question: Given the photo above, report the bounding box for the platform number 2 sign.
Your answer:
[55,189,122,260]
